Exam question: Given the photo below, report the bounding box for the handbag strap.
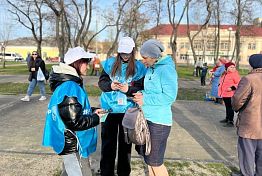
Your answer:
[123,127,131,144]
[140,109,151,156]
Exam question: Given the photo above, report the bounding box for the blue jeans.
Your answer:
[61,153,92,176]
[27,78,46,96]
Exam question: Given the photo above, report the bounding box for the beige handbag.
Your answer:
[122,107,151,155]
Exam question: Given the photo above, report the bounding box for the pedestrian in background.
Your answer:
[133,39,178,176]
[210,57,229,104]
[92,56,101,76]
[42,47,104,176]
[21,51,47,102]
[232,54,262,176]
[98,36,147,176]
[195,58,203,77]
[200,62,208,86]
[209,61,219,86]
[218,62,240,127]
[26,52,31,66]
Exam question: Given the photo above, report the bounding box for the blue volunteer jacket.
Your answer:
[142,55,178,126]
[100,57,147,114]
[42,81,97,158]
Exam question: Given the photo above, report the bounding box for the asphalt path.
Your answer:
[0,75,239,175]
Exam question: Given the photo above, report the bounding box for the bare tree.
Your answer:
[147,0,163,39]
[0,5,12,68]
[186,0,212,64]
[213,0,221,63]
[44,0,66,60]
[167,0,191,65]
[106,0,129,58]
[7,0,44,56]
[122,0,150,47]
[45,0,111,58]
[229,0,258,68]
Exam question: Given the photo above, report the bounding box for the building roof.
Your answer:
[146,24,262,37]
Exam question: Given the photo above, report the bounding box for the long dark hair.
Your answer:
[69,58,90,77]
[111,51,136,79]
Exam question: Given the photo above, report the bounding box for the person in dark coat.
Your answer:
[21,51,47,101]
[200,63,208,86]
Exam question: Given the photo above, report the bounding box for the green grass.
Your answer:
[0,83,102,96]
[238,68,250,76]
[177,65,197,80]
[0,61,25,65]
[130,159,239,176]
[0,82,206,101]
[0,63,56,75]
[0,63,249,79]
[177,88,206,101]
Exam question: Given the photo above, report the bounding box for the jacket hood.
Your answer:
[49,63,83,92]
[155,55,174,66]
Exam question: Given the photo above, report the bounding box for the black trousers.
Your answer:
[196,66,201,77]
[100,113,132,176]
[200,76,206,86]
[222,97,234,122]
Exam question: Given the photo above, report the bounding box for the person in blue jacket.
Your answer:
[98,37,147,176]
[210,57,228,104]
[42,47,104,176]
[133,39,178,176]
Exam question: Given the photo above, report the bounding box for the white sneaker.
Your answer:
[39,96,47,101]
[21,95,30,102]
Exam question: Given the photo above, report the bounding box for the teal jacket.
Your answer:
[42,81,97,158]
[100,57,147,114]
[142,55,178,126]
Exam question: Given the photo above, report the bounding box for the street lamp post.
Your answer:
[1,43,6,68]
[227,27,232,58]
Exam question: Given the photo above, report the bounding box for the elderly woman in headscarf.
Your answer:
[133,39,178,176]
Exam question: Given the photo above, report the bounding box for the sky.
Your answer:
[0,0,113,41]
[0,0,261,42]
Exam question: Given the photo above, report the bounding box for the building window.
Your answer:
[180,54,189,60]
[248,43,256,50]
[220,42,229,50]
[180,42,190,49]
[193,41,202,50]
[207,42,215,50]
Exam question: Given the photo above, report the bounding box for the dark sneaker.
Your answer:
[224,121,234,127]
[219,119,228,123]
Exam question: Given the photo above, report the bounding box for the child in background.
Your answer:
[200,63,208,86]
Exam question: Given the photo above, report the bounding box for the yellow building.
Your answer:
[145,22,262,66]
[4,45,59,60]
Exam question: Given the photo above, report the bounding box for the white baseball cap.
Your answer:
[117,37,135,54]
[64,46,95,64]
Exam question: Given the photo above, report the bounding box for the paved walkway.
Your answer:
[0,75,239,175]
[0,97,238,176]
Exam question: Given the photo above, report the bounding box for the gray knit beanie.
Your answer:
[140,39,165,59]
